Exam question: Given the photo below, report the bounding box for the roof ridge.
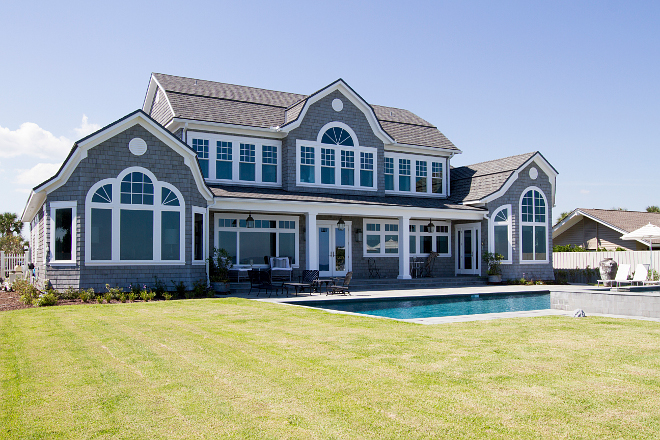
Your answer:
[153,73,306,99]
[456,151,537,169]
[451,169,514,181]
[581,208,660,214]
[167,90,290,109]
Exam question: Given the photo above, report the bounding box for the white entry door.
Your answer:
[318,221,351,277]
[456,223,481,275]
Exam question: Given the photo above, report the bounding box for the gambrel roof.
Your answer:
[144,73,458,151]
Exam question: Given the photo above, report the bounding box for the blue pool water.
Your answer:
[288,292,551,319]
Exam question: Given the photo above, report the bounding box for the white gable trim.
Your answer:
[552,209,651,248]
[463,153,558,207]
[23,112,213,222]
[142,75,175,120]
[279,80,395,145]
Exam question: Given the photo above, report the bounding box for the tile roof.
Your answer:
[449,152,537,203]
[209,185,485,211]
[152,73,458,150]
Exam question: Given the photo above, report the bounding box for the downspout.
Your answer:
[183,122,189,144]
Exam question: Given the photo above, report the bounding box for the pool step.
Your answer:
[226,276,488,295]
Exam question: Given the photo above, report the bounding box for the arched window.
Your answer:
[520,188,548,262]
[85,167,185,264]
[490,205,512,263]
[321,127,354,146]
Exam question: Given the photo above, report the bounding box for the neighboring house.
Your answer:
[553,209,660,251]
[21,74,558,290]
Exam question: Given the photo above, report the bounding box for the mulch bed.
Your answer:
[0,289,31,312]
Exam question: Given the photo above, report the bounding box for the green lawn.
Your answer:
[1,299,659,439]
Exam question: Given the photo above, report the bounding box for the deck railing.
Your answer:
[1,251,26,279]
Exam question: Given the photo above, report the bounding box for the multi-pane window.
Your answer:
[239,143,256,181]
[321,127,354,146]
[491,205,511,262]
[385,157,394,191]
[365,220,409,256]
[192,139,209,178]
[300,146,315,183]
[321,148,335,184]
[521,189,547,261]
[366,223,381,254]
[416,161,427,193]
[216,141,232,180]
[407,221,451,256]
[262,146,277,183]
[120,172,154,205]
[399,159,411,192]
[341,150,354,186]
[432,162,443,194]
[53,207,73,262]
[360,152,373,187]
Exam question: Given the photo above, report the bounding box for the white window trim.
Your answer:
[384,152,447,197]
[84,167,186,266]
[407,220,452,258]
[316,121,360,146]
[192,206,208,265]
[188,131,282,187]
[519,186,549,264]
[489,204,513,264]
[42,205,47,265]
[362,219,400,257]
[49,201,77,266]
[213,213,300,268]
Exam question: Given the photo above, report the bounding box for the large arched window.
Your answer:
[85,167,185,264]
[519,187,548,263]
[490,204,512,263]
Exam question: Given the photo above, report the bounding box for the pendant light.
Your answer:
[246,212,255,228]
[427,218,435,231]
[337,217,346,231]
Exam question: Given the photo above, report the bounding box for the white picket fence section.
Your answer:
[1,252,26,279]
[554,251,660,274]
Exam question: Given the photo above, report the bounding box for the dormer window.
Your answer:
[296,122,376,190]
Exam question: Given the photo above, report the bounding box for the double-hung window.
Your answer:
[520,188,548,262]
[49,201,77,264]
[432,162,443,194]
[399,159,411,192]
[416,161,427,193]
[384,157,394,190]
[360,152,373,187]
[239,143,256,181]
[192,138,209,178]
[216,141,232,180]
[262,146,277,183]
[321,148,335,184]
[300,146,315,183]
[341,150,354,186]
[385,154,447,196]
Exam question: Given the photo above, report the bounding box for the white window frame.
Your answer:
[49,201,77,266]
[519,186,549,264]
[408,220,452,258]
[384,152,448,197]
[213,213,299,268]
[187,131,282,187]
[84,167,186,265]
[489,204,512,264]
[191,206,207,265]
[296,122,378,191]
[362,219,400,257]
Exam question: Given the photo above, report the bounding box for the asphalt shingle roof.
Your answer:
[450,152,537,203]
[578,209,660,234]
[152,73,458,150]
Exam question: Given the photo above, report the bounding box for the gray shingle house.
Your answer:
[21,74,558,290]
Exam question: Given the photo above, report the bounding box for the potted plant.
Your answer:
[483,251,504,283]
[208,247,233,294]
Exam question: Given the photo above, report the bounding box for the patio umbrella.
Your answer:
[620,223,660,275]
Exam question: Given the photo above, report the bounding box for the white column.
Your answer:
[305,212,318,270]
[398,216,411,279]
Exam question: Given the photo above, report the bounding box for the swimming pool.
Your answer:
[287,292,551,320]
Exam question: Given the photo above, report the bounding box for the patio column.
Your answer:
[398,215,411,279]
[305,211,319,271]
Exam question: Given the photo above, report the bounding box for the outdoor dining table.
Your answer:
[316,278,336,294]
[283,282,313,296]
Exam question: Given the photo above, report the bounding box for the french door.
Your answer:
[456,223,481,275]
[318,221,351,277]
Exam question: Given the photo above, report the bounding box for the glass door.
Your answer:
[318,222,351,277]
[456,223,481,275]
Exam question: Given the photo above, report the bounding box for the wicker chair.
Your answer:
[421,252,438,277]
[328,272,352,295]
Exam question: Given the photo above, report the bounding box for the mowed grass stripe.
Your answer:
[1,298,660,439]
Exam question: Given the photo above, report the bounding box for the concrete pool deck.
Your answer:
[227,283,660,324]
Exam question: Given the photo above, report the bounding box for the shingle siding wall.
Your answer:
[554,218,637,251]
[44,123,207,291]
[282,90,386,196]
[150,87,174,127]
[485,163,554,280]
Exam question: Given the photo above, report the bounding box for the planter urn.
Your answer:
[211,281,230,294]
[599,258,618,286]
[488,275,502,283]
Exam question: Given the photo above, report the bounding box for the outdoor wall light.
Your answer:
[427,218,435,230]
[246,212,255,228]
[337,217,345,231]
[355,228,363,243]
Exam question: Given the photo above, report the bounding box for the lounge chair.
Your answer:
[328,272,352,296]
[617,264,649,287]
[269,257,292,281]
[597,263,630,287]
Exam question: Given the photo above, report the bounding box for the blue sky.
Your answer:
[1,0,659,231]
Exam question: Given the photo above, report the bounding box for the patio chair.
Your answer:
[617,264,650,287]
[367,258,380,278]
[328,272,352,296]
[269,256,292,281]
[597,263,630,287]
[257,270,282,297]
[299,270,320,292]
[421,252,438,277]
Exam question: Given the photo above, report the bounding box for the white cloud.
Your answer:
[580,189,590,194]
[0,115,100,160]
[16,162,63,186]
[73,114,101,139]
[0,122,71,159]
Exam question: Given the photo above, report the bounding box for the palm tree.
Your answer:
[555,211,571,224]
[646,206,660,213]
[0,212,23,236]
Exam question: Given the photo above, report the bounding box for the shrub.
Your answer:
[105,284,124,301]
[14,279,39,305]
[59,286,79,300]
[119,293,127,303]
[96,295,103,304]
[128,292,136,302]
[193,279,207,298]
[35,292,58,307]
[553,244,588,252]
[163,292,173,301]
[153,276,167,298]
[79,290,90,302]
[104,292,113,303]
[171,280,186,299]
[140,290,153,302]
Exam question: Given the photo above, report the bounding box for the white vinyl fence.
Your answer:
[554,251,660,275]
[1,251,26,279]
